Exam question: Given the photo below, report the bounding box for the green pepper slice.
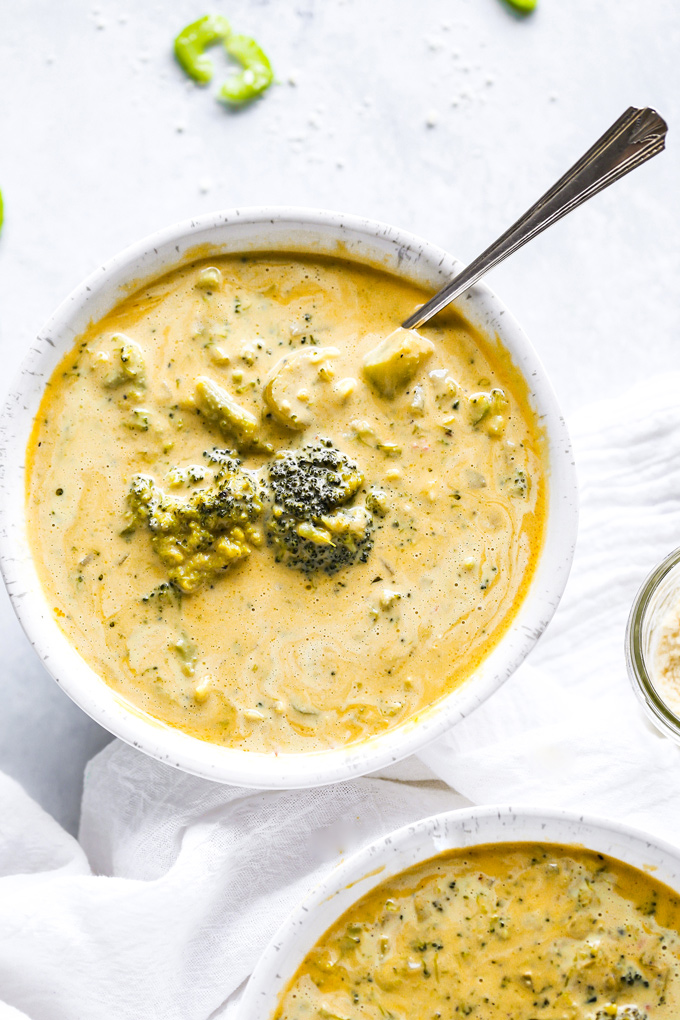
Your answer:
[0,190,4,234]
[218,33,274,105]
[504,0,537,11]
[174,14,231,85]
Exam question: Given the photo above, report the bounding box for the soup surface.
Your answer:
[27,253,545,752]
[274,842,680,1019]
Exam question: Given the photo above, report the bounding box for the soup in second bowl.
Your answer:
[274,841,680,1019]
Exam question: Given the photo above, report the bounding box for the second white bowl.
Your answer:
[240,805,680,1019]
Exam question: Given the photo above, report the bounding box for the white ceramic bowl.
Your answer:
[0,207,578,787]
[240,804,680,1019]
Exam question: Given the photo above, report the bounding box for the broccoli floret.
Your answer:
[265,439,374,574]
[268,439,363,515]
[127,450,264,594]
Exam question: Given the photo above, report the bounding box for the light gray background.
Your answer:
[0,0,677,833]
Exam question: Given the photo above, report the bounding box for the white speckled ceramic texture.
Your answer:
[0,208,578,788]
[240,805,680,1019]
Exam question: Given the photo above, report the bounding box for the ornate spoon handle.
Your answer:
[402,106,668,330]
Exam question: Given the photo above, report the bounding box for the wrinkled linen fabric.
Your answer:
[1,374,680,1018]
[0,757,463,1020]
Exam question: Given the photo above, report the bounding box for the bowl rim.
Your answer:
[0,205,579,787]
[239,803,680,1019]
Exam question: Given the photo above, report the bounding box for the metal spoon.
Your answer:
[402,106,668,330]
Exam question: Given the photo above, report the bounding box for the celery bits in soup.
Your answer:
[26,254,546,752]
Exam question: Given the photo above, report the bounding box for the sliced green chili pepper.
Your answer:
[0,190,4,234]
[174,14,231,85]
[503,0,537,11]
[218,34,274,105]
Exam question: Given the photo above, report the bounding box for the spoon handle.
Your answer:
[402,106,668,330]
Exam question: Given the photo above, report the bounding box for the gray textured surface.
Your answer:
[0,0,677,833]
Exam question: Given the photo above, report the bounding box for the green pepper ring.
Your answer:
[174,15,274,106]
[174,14,232,86]
[219,33,274,106]
[503,0,537,13]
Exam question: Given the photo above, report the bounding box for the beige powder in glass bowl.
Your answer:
[627,546,680,740]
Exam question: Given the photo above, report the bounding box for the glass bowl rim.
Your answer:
[626,544,680,739]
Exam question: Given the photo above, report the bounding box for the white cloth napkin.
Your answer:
[2,373,680,1019]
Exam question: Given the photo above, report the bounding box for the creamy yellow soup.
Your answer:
[275,842,680,1020]
[26,253,546,752]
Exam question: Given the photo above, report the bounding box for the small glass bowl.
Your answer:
[626,546,680,742]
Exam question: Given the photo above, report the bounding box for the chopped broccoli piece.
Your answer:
[468,387,508,435]
[196,266,223,290]
[194,376,264,451]
[172,631,198,676]
[123,408,152,432]
[509,469,529,498]
[265,439,373,574]
[362,328,434,398]
[365,487,390,516]
[102,336,146,391]
[127,452,264,594]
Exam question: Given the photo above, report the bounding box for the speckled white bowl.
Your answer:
[240,804,680,1019]
[0,208,577,787]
